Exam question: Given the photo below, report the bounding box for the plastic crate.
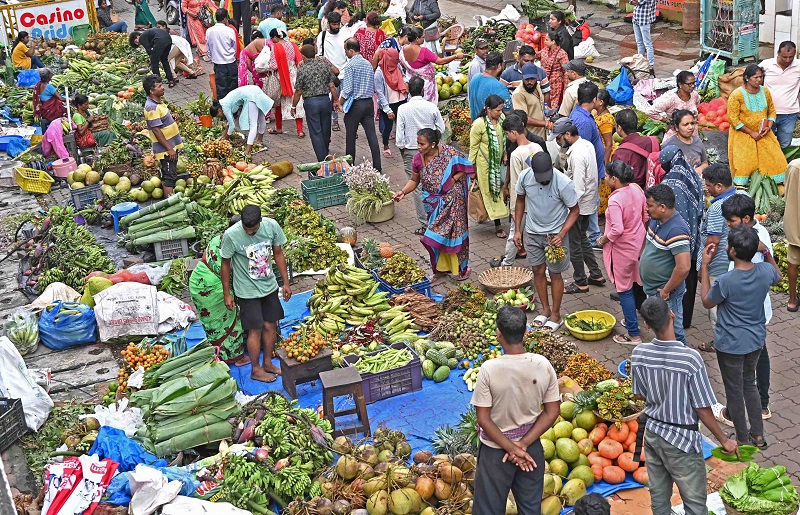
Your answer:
[154,239,190,261]
[0,398,27,452]
[70,183,103,209]
[343,342,422,404]
[15,167,54,194]
[301,174,348,209]
[372,270,432,297]
[273,261,295,287]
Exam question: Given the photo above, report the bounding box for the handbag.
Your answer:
[254,44,272,74]
[317,154,350,177]
[197,6,214,28]
[468,185,489,223]
[264,71,282,101]
[75,129,96,149]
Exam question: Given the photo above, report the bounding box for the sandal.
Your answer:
[456,267,471,281]
[297,132,306,138]
[697,340,715,352]
[490,257,503,268]
[383,149,394,158]
[332,121,341,132]
[750,434,768,449]
[788,302,799,312]
[187,74,197,79]
[430,273,448,284]
[413,226,427,235]
[268,129,284,135]
[168,80,178,88]
[543,319,564,332]
[532,315,548,328]
[564,282,589,294]
[588,276,606,286]
[613,334,642,345]
[495,228,507,239]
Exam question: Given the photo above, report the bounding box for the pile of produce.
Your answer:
[427,311,488,362]
[435,73,467,100]
[720,463,799,515]
[116,340,171,392]
[515,22,543,45]
[748,170,781,214]
[565,312,614,332]
[432,408,479,457]
[493,287,534,310]
[282,201,348,272]
[772,241,795,294]
[418,340,464,382]
[442,99,471,148]
[158,258,188,296]
[307,264,391,333]
[521,0,571,21]
[561,353,614,389]
[440,283,486,317]
[332,319,387,364]
[352,345,414,374]
[524,330,578,374]
[378,252,427,288]
[287,16,319,45]
[213,165,277,216]
[571,379,645,422]
[460,20,517,55]
[758,195,785,239]
[390,290,441,331]
[698,98,731,131]
[282,324,336,362]
[119,193,197,250]
[130,342,240,456]
[26,206,116,293]
[343,160,394,224]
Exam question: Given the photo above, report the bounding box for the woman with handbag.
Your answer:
[32,68,66,131]
[469,94,510,238]
[238,32,268,88]
[73,94,117,148]
[267,29,305,138]
[182,0,218,61]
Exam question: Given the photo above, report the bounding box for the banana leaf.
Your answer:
[131,226,196,246]
[151,402,239,442]
[154,420,233,457]
[142,341,216,389]
[121,193,185,227]
[152,377,239,420]
[150,361,231,407]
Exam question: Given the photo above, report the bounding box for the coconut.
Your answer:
[321,481,337,499]
[561,478,587,506]
[315,497,334,515]
[567,465,595,489]
[362,476,387,497]
[366,491,389,515]
[349,478,366,494]
[453,453,476,472]
[332,499,352,515]
[84,416,100,431]
[415,476,435,500]
[357,462,375,480]
[451,482,471,501]
[434,479,452,500]
[388,489,414,515]
[438,463,463,485]
[542,474,562,498]
[401,487,422,513]
[413,450,432,464]
[360,448,379,466]
[394,441,412,459]
[555,438,580,463]
[419,508,436,515]
[373,462,390,474]
[541,495,563,515]
[388,466,411,487]
[414,463,433,475]
[334,435,354,455]
[373,427,389,441]
[432,454,451,463]
[337,455,360,480]
[462,469,475,488]
[378,450,394,463]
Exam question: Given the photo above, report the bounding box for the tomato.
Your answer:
[718,121,730,131]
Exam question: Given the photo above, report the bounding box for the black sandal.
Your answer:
[168,80,178,88]
[414,226,427,236]
[490,257,503,268]
[697,341,715,352]
[750,434,768,449]
[588,276,606,286]
[564,282,589,294]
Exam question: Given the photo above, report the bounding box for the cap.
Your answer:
[562,59,586,75]
[547,117,576,141]
[659,145,680,164]
[520,63,541,80]
[527,152,554,183]
[474,38,489,49]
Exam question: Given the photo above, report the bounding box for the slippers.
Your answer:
[543,319,564,332]
[414,226,427,235]
[297,132,306,138]
[750,434,768,449]
[383,149,394,158]
[788,302,799,312]
[268,129,284,135]
[613,334,642,345]
[762,407,772,420]
[564,283,589,294]
[495,229,507,239]
[456,267,471,281]
[490,257,503,268]
[332,122,341,132]
[588,276,606,286]
[711,403,734,427]
[532,315,548,328]
[697,340,715,352]
[430,273,448,284]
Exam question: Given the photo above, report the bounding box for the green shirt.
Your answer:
[219,218,287,299]
[640,214,692,296]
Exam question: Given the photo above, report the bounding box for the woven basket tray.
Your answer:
[89,115,109,132]
[594,410,643,424]
[478,266,533,294]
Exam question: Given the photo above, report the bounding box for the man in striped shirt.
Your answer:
[632,297,738,515]
[143,75,182,197]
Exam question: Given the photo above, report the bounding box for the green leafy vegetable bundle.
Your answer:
[720,463,799,515]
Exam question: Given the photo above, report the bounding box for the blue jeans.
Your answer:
[645,432,708,515]
[667,283,686,344]
[773,112,797,148]
[102,21,128,33]
[304,95,333,162]
[588,195,601,244]
[633,22,654,67]
[30,55,44,69]
[618,288,640,337]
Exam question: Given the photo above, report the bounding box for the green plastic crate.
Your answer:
[301,174,348,209]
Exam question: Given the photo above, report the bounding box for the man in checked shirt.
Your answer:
[632,296,738,515]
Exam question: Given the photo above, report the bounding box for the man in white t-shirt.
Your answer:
[721,193,774,419]
[500,114,542,267]
[316,11,350,131]
[471,305,560,515]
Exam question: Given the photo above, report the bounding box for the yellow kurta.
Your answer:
[468,117,510,221]
[727,86,788,185]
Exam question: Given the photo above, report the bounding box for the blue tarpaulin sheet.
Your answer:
[227,289,714,511]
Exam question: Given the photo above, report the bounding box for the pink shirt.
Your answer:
[602,183,647,291]
[407,47,438,69]
[761,57,800,114]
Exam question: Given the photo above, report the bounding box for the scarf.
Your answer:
[272,40,294,97]
[662,150,704,254]
[379,48,407,94]
[485,116,503,201]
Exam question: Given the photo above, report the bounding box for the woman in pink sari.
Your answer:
[182,0,217,61]
[399,27,462,104]
[238,32,267,88]
[267,29,304,137]
[596,160,647,344]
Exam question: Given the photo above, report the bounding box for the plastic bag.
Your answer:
[38,300,97,350]
[0,336,53,430]
[574,37,600,59]
[4,308,39,355]
[80,397,144,437]
[88,426,168,472]
[162,496,252,514]
[15,69,40,88]
[607,67,634,105]
[25,282,82,310]
[128,262,172,286]
[93,283,159,341]
[106,465,199,506]
[6,136,29,157]
[157,291,197,334]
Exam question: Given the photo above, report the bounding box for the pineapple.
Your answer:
[379,242,394,258]
[360,238,385,269]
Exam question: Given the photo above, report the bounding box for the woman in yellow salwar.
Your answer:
[469,95,510,238]
[727,64,788,185]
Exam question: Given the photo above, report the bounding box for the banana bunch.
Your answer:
[308,265,392,330]
[215,167,277,216]
[463,366,480,391]
[377,304,421,343]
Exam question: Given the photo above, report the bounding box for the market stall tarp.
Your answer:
[227,289,714,512]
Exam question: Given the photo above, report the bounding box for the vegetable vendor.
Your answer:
[210,84,274,156]
[143,74,183,197]
[72,94,117,148]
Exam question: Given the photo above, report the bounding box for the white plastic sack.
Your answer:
[0,336,53,430]
[474,5,521,25]
[128,263,172,286]
[93,283,159,341]
[156,291,197,334]
[80,397,144,437]
[254,44,272,74]
[161,495,252,514]
[620,54,652,84]
[129,465,184,515]
[383,0,407,19]
[25,282,82,311]
[574,37,600,59]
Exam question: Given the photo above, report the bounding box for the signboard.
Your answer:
[657,0,685,11]
[16,0,89,39]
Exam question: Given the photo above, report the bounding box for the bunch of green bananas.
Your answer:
[307,265,392,330]
[377,304,420,343]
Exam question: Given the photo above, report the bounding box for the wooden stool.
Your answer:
[320,367,370,438]
[277,347,333,399]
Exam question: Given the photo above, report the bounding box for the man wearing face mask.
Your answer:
[511,64,552,140]
[316,11,349,131]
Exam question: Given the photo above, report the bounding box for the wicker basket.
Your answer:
[722,501,745,515]
[89,115,110,132]
[478,266,533,293]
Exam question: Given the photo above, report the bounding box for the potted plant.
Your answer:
[343,160,394,225]
[187,92,213,127]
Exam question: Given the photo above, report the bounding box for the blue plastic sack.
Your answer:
[16,69,40,88]
[607,67,634,106]
[105,465,199,506]
[89,426,168,472]
[6,136,29,157]
[38,300,97,350]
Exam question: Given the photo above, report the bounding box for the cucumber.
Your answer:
[425,349,450,367]
[447,358,459,369]
[442,347,458,359]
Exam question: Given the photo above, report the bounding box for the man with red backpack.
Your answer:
[612,109,661,189]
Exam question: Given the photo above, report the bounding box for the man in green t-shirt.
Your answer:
[220,205,292,382]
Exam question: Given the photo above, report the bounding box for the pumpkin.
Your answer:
[587,452,612,468]
[235,161,248,171]
[588,426,606,445]
[633,467,649,485]
[607,423,629,443]
[617,452,639,472]
[598,439,624,460]
[603,466,626,484]
[591,464,604,481]
[338,226,358,245]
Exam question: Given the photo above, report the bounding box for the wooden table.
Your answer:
[276,347,333,398]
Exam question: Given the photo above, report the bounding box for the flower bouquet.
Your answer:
[343,160,394,225]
